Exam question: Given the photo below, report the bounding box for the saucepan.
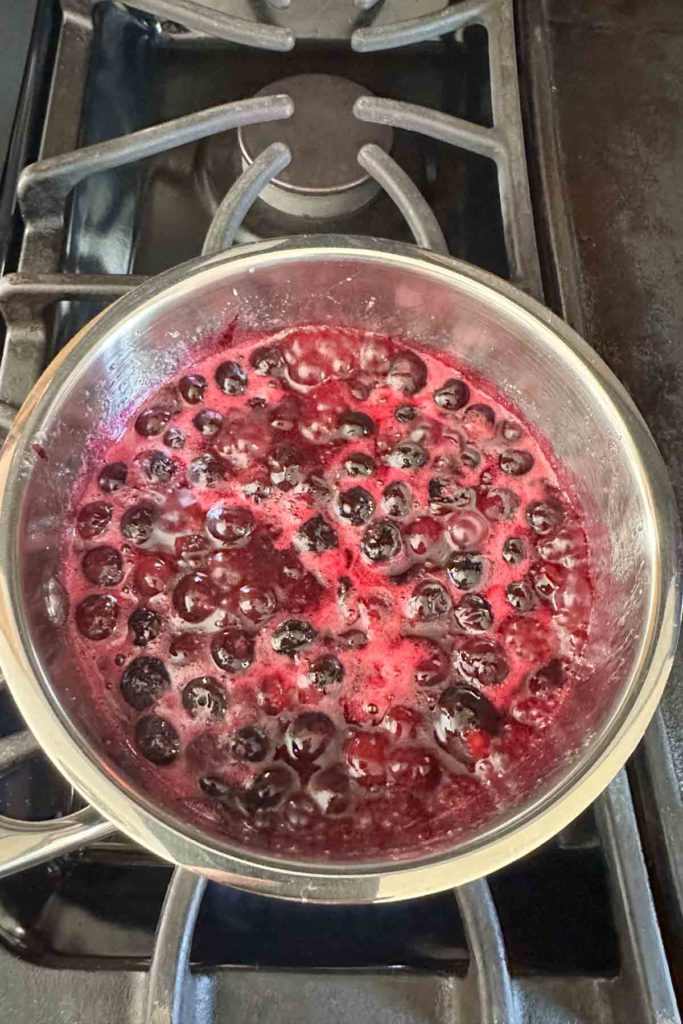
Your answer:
[0,236,679,902]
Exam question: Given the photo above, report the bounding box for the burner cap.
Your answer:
[237,74,394,218]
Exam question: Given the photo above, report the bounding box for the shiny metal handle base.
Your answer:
[0,805,116,878]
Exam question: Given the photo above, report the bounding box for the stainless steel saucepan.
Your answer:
[0,236,679,902]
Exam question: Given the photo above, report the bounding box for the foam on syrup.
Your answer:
[62,323,593,861]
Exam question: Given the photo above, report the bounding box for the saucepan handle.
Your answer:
[0,806,116,878]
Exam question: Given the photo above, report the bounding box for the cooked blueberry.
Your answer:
[163,426,186,449]
[215,360,247,395]
[464,403,495,430]
[387,351,427,395]
[478,487,520,522]
[175,534,211,570]
[298,515,339,553]
[501,419,523,442]
[98,462,127,493]
[140,450,176,483]
[453,594,493,632]
[242,764,296,813]
[387,746,441,791]
[237,584,277,625]
[211,628,255,673]
[415,644,450,687]
[271,619,317,657]
[409,580,452,621]
[453,636,509,686]
[81,546,123,587]
[205,505,255,546]
[337,629,368,649]
[503,536,525,565]
[178,374,207,404]
[285,712,335,762]
[462,446,481,469]
[250,345,285,376]
[232,725,269,762]
[121,656,170,709]
[309,765,352,816]
[173,572,215,622]
[199,776,231,798]
[528,659,565,694]
[435,685,501,753]
[268,443,307,492]
[500,449,534,476]
[386,440,428,470]
[382,481,412,518]
[182,675,226,718]
[337,410,375,441]
[526,498,565,536]
[529,561,565,603]
[121,505,154,546]
[77,501,113,539]
[188,453,224,487]
[129,606,162,646]
[433,378,470,411]
[75,594,119,640]
[247,396,267,409]
[135,714,179,764]
[395,404,418,423]
[428,478,473,510]
[506,580,536,612]
[338,487,375,526]
[361,519,402,562]
[308,654,344,691]
[447,552,484,590]
[193,409,223,437]
[343,452,375,477]
[135,406,171,437]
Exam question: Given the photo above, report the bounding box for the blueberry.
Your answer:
[141,450,176,483]
[250,345,285,377]
[232,725,269,762]
[75,594,119,640]
[343,452,375,477]
[188,453,224,487]
[435,686,501,754]
[447,552,484,590]
[462,446,481,469]
[121,656,171,710]
[242,764,296,813]
[503,536,525,565]
[361,520,402,562]
[121,505,155,546]
[178,374,207,404]
[309,765,352,816]
[268,443,307,492]
[193,409,223,437]
[428,478,473,510]
[237,584,277,625]
[199,776,231,798]
[506,580,536,612]
[298,515,339,552]
[308,654,344,691]
[387,746,441,791]
[173,572,215,623]
[205,505,255,546]
[135,714,179,764]
[386,440,428,470]
[381,481,412,518]
[285,712,335,762]
[478,487,520,522]
[77,501,113,538]
[415,644,450,687]
[528,659,565,695]
[453,636,509,686]
[182,675,226,718]
[463,403,495,431]
[211,628,255,673]
[129,606,162,646]
[215,360,247,395]
[135,406,171,437]
[337,410,375,440]
[98,462,127,493]
[338,486,375,526]
[394,404,418,423]
[271,619,317,657]
[500,449,534,476]
[163,426,186,450]
[387,351,428,395]
[408,580,452,621]
[433,378,470,411]
[453,594,493,633]
[81,546,123,587]
[526,498,565,536]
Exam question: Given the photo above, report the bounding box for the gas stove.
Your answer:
[0,1,681,1022]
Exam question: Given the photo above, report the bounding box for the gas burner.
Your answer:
[208,75,393,220]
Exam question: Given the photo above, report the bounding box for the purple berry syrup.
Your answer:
[62,323,593,861]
